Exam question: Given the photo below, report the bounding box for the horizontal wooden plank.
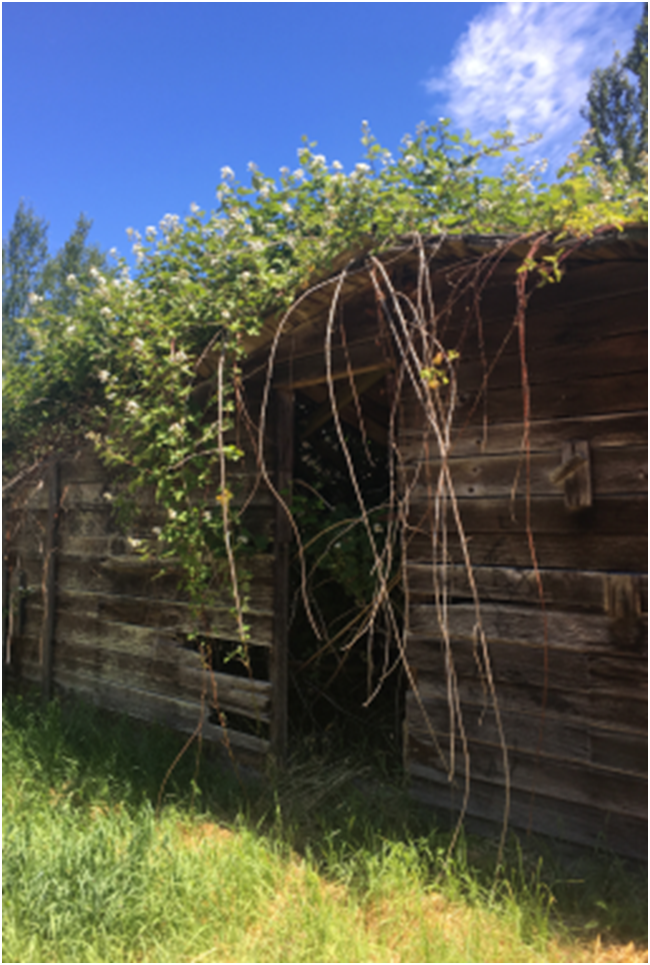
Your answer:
[271,338,391,389]
[54,607,273,653]
[406,634,589,688]
[22,478,274,513]
[404,445,648,500]
[407,494,646,537]
[272,304,381,364]
[406,564,649,612]
[405,732,647,819]
[433,262,647,342]
[406,529,647,572]
[440,287,648,363]
[454,329,647,397]
[401,370,647,428]
[406,763,647,859]
[406,637,648,715]
[52,669,270,759]
[406,691,647,776]
[399,411,648,458]
[57,587,273,626]
[57,555,187,598]
[405,670,647,734]
[406,689,591,764]
[54,553,274,605]
[52,639,271,721]
[408,602,637,652]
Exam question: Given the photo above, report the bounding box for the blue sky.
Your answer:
[2,2,642,260]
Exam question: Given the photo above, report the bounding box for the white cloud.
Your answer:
[426,2,638,155]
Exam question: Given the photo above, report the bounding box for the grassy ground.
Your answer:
[2,691,647,964]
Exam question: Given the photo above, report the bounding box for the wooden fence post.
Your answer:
[41,457,60,701]
[270,389,294,764]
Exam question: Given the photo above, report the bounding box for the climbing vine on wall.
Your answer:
[3,118,646,863]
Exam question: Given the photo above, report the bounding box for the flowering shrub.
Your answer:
[3,120,646,635]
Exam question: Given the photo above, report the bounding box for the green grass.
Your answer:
[3,691,647,963]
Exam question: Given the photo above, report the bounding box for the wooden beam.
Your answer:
[300,369,388,439]
[270,389,294,764]
[41,457,60,701]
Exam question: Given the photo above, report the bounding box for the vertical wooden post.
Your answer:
[2,524,11,693]
[41,457,60,701]
[270,389,294,764]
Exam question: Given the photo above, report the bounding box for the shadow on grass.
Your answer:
[3,687,647,951]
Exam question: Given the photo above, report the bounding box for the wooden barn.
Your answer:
[3,227,647,857]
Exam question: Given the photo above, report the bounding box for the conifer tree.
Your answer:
[2,200,48,361]
[581,3,648,181]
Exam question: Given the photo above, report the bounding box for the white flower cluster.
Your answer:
[145,225,157,239]
[174,349,188,364]
[349,162,371,182]
[331,160,343,172]
[66,273,78,287]
[220,165,235,181]
[189,201,200,214]
[159,213,180,235]
[98,369,111,383]
[125,399,140,415]
[27,292,44,306]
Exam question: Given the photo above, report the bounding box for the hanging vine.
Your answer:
[3,119,646,862]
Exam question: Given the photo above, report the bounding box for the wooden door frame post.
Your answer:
[41,457,60,701]
[270,388,294,764]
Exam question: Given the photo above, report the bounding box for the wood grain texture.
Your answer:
[5,442,278,768]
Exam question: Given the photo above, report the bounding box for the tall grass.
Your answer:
[3,691,647,963]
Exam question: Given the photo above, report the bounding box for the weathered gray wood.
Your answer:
[407,563,649,612]
[399,410,648,457]
[52,638,271,721]
[555,440,592,510]
[53,607,274,654]
[52,669,270,760]
[406,733,647,818]
[271,388,294,763]
[401,370,647,428]
[408,669,647,735]
[406,494,646,537]
[406,689,648,777]
[405,444,647,500]
[449,329,647,397]
[407,529,647,572]
[41,458,60,701]
[406,763,647,859]
[408,602,632,652]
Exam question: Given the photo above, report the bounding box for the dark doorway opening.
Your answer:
[286,378,405,772]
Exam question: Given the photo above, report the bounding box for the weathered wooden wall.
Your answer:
[401,252,648,857]
[4,442,278,769]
